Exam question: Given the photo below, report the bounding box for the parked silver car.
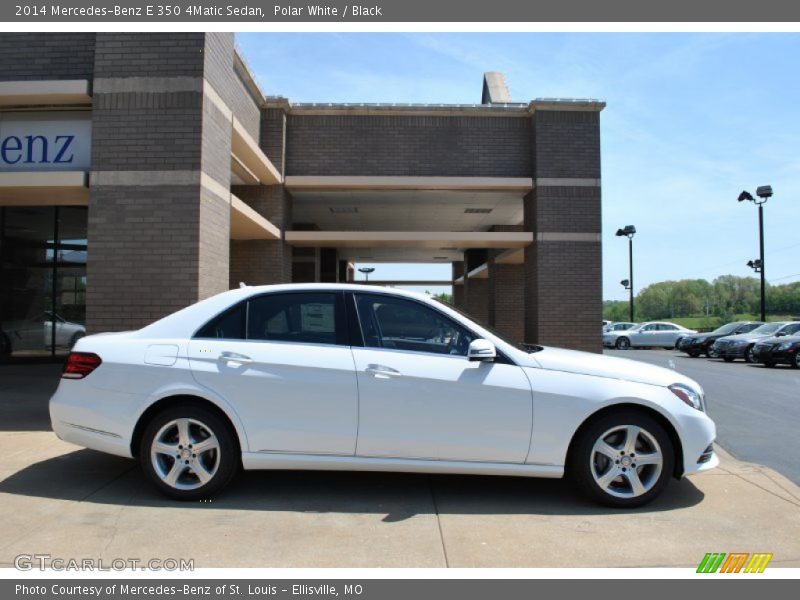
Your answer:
[603,321,697,350]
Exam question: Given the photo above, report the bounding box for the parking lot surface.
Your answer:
[605,349,800,485]
[1,363,799,568]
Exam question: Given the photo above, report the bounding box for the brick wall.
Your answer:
[286,114,530,177]
[204,33,261,141]
[93,33,205,79]
[91,91,203,171]
[0,33,95,81]
[489,263,525,344]
[261,108,286,175]
[86,185,203,331]
[533,110,601,179]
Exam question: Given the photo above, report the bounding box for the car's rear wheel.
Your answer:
[793,353,800,369]
[139,404,239,500]
[745,345,756,363]
[69,332,84,349]
[570,410,674,508]
[706,347,718,358]
[615,337,631,350]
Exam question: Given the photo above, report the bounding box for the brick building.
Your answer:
[0,33,604,360]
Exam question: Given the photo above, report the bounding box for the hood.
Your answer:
[528,346,698,388]
[757,334,800,345]
[718,331,773,343]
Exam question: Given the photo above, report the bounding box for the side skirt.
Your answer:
[241,452,564,479]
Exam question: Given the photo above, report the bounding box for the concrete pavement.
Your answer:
[1,364,799,568]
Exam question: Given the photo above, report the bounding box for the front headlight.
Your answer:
[777,341,796,351]
[669,383,704,412]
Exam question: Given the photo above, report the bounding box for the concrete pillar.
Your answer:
[452,261,465,310]
[463,249,489,326]
[230,185,293,287]
[524,108,603,352]
[87,33,232,333]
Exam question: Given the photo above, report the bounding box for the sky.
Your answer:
[237,33,800,300]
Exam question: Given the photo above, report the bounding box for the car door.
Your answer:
[188,291,359,455]
[350,292,533,464]
[659,324,680,345]
[632,323,657,347]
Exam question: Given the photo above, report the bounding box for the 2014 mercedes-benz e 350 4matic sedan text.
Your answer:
[50,284,717,507]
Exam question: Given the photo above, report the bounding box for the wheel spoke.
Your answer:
[176,418,192,446]
[163,460,186,486]
[624,469,647,496]
[595,467,620,491]
[635,451,662,467]
[153,441,178,456]
[192,461,213,484]
[594,440,618,460]
[623,426,640,454]
[192,435,219,455]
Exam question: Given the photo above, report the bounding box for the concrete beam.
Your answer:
[284,231,533,249]
[284,176,533,192]
[230,194,281,240]
[0,171,88,205]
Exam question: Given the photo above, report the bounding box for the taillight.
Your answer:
[62,352,102,379]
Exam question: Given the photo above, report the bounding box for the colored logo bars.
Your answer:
[697,552,773,573]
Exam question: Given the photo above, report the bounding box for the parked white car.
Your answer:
[603,321,697,350]
[50,284,717,507]
[1,311,85,354]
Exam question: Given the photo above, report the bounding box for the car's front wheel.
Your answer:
[793,353,800,370]
[687,349,701,358]
[615,337,631,350]
[139,404,239,500]
[570,410,674,508]
[745,345,756,363]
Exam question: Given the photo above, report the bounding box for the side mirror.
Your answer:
[468,339,496,362]
[775,332,786,337]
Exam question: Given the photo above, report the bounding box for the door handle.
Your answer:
[219,351,253,364]
[365,364,401,378]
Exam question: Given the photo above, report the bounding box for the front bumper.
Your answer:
[752,345,797,365]
[712,342,748,359]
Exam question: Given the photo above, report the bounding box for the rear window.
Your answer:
[194,302,246,339]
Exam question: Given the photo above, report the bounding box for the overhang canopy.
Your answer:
[231,117,282,185]
[285,231,532,249]
[0,171,88,205]
[0,80,92,106]
[230,193,281,240]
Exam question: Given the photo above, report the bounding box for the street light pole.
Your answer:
[738,185,772,323]
[616,225,636,322]
[628,235,634,323]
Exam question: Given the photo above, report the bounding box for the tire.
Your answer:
[792,354,800,370]
[139,403,240,501]
[706,347,718,359]
[745,345,756,364]
[687,349,701,358]
[68,332,84,349]
[723,356,735,363]
[615,337,631,350]
[570,410,674,508]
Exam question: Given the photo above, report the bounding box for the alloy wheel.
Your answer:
[616,337,630,350]
[745,346,756,363]
[150,418,221,491]
[590,425,663,499]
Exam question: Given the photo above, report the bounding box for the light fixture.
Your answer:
[464,208,493,214]
[738,185,773,321]
[329,206,358,213]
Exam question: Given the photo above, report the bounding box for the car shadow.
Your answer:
[0,448,706,520]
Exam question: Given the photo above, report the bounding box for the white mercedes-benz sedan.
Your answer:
[50,284,718,507]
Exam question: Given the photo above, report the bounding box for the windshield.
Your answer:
[750,323,783,335]
[713,322,740,335]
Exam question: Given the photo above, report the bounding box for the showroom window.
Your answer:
[354,293,475,356]
[0,206,87,360]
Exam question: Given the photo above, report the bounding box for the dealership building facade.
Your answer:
[0,32,604,359]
